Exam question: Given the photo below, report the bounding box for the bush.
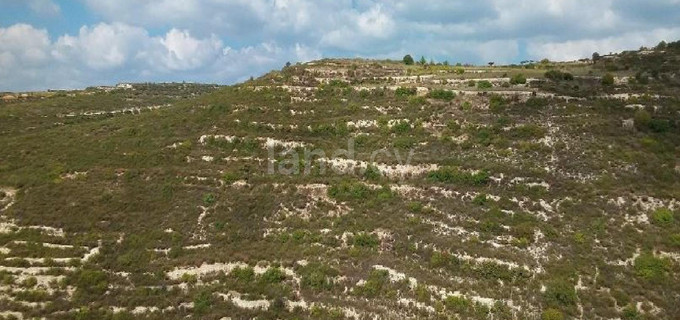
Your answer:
[544,280,577,307]
[650,208,674,226]
[544,70,573,81]
[328,182,370,201]
[649,119,670,133]
[407,201,424,213]
[477,80,493,90]
[633,110,652,130]
[403,54,414,65]
[472,193,488,206]
[602,73,615,85]
[353,233,379,249]
[70,269,109,296]
[509,73,527,85]
[634,253,670,281]
[301,263,338,291]
[193,290,214,315]
[391,121,412,134]
[260,267,286,284]
[203,193,216,205]
[395,87,417,97]
[355,269,389,297]
[427,167,490,186]
[363,165,381,181]
[489,95,506,113]
[542,308,564,320]
[669,233,680,247]
[621,305,640,320]
[427,89,456,101]
[231,266,255,282]
[444,296,470,313]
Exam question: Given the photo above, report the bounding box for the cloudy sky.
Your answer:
[1,0,679,91]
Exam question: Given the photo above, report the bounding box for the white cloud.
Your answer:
[53,23,149,70]
[3,1,680,90]
[0,24,50,67]
[155,29,223,71]
[0,22,323,91]
[527,27,680,61]
[27,0,60,16]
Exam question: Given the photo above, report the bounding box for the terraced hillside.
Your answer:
[0,44,679,319]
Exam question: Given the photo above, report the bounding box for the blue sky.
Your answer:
[1,0,679,91]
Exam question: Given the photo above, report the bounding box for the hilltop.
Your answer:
[0,42,679,320]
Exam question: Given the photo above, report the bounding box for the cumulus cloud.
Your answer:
[53,23,149,70]
[0,22,321,91]
[527,27,680,61]
[2,0,680,90]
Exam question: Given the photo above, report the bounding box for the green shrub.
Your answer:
[301,263,338,291]
[634,109,652,129]
[231,266,255,282]
[650,208,674,226]
[415,284,430,302]
[353,233,379,249]
[355,269,389,297]
[602,73,615,86]
[428,89,456,101]
[428,167,490,186]
[669,233,680,247]
[444,296,470,313]
[328,182,370,201]
[621,305,640,320]
[489,95,506,113]
[70,269,109,296]
[472,193,488,206]
[634,253,670,281]
[407,201,424,213]
[260,267,286,284]
[222,172,240,184]
[509,124,546,139]
[202,193,216,205]
[543,280,577,307]
[395,87,417,97]
[363,165,382,180]
[391,121,412,134]
[544,70,573,81]
[193,290,214,315]
[509,73,527,85]
[541,308,564,320]
[461,101,472,111]
[477,80,493,90]
[649,119,670,133]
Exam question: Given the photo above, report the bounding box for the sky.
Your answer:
[1,0,679,91]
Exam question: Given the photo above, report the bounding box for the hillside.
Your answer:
[0,43,679,320]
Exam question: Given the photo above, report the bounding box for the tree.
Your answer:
[419,56,427,65]
[592,52,601,63]
[656,41,667,50]
[488,62,495,67]
[402,54,414,65]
